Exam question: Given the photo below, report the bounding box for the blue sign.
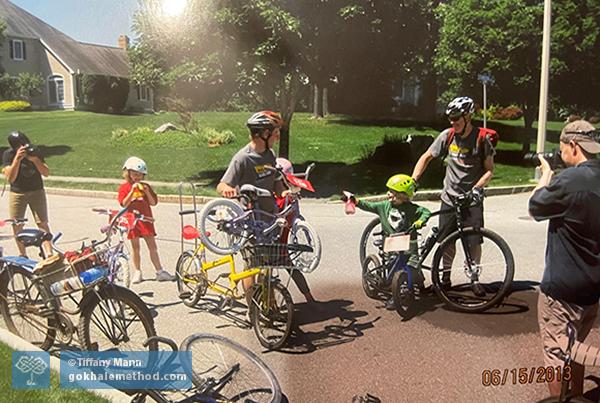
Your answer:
[12,351,51,389]
[59,351,192,390]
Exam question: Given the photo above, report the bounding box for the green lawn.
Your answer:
[0,111,576,197]
[0,341,109,402]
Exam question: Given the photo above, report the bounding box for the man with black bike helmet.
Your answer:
[411,96,495,296]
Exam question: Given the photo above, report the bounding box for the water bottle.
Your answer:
[50,276,84,296]
[79,266,108,286]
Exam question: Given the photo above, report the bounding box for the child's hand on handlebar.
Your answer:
[412,219,425,230]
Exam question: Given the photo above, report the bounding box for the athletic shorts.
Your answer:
[437,201,484,243]
[9,189,49,224]
[537,292,598,368]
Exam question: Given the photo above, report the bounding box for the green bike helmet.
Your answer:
[386,174,416,198]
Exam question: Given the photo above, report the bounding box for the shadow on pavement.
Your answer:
[278,299,379,354]
[419,280,542,337]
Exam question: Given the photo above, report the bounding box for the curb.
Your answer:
[0,327,131,403]
[44,184,536,205]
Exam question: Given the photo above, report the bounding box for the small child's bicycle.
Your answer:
[359,191,515,317]
[175,183,298,350]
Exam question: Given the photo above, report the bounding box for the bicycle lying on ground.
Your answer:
[176,183,298,350]
[131,333,282,403]
[359,191,514,317]
[197,164,321,274]
[0,210,156,351]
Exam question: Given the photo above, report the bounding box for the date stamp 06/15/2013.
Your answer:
[481,366,572,387]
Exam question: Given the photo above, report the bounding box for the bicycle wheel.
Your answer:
[180,333,282,403]
[287,220,322,273]
[199,198,247,255]
[250,280,293,350]
[175,251,206,308]
[0,267,56,350]
[359,218,383,266]
[78,284,157,351]
[391,270,415,319]
[431,227,514,313]
[113,253,130,288]
[361,254,385,300]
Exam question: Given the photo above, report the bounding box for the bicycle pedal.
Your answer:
[178,291,192,300]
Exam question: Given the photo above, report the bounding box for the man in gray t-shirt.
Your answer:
[411,96,494,295]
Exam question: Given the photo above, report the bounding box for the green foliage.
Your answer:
[111,125,235,148]
[161,96,198,132]
[0,72,43,100]
[15,72,44,100]
[80,74,129,113]
[0,100,31,111]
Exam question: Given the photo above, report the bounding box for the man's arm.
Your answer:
[3,146,27,183]
[27,155,49,177]
[411,150,434,182]
[474,155,494,189]
[528,157,567,221]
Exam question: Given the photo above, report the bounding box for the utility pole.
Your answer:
[477,73,494,128]
[535,0,552,180]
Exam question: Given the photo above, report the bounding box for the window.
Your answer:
[137,85,150,101]
[9,39,26,61]
[48,75,65,104]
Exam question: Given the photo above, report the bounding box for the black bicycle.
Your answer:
[360,191,514,315]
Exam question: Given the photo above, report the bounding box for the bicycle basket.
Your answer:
[241,243,313,269]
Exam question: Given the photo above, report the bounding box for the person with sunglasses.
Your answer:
[411,97,494,294]
[529,119,600,398]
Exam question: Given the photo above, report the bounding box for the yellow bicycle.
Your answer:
[175,224,299,350]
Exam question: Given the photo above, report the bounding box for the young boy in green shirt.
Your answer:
[343,174,431,309]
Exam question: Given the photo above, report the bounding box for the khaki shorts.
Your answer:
[537,292,598,367]
[9,189,49,224]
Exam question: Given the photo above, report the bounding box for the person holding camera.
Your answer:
[1,131,51,256]
[529,120,600,397]
[411,96,495,295]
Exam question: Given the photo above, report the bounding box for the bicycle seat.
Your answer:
[16,229,52,248]
[239,184,272,198]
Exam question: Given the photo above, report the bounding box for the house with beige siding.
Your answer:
[0,0,153,112]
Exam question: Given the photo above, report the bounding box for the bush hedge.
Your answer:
[0,100,31,111]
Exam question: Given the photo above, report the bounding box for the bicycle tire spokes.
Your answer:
[185,336,280,403]
[435,229,513,311]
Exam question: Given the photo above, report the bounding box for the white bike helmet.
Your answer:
[122,156,147,175]
[445,96,475,116]
[276,157,293,174]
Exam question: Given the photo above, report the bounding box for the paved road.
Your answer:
[2,193,600,403]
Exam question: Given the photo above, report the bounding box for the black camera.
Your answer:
[523,149,564,168]
[23,143,37,155]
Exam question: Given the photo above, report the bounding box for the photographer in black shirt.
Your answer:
[529,120,600,397]
[1,131,51,256]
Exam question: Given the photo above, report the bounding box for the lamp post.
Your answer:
[535,0,552,180]
[478,73,494,128]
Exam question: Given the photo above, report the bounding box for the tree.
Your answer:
[434,0,544,153]
[434,0,600,153]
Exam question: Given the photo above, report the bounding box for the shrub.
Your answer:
[494,105,523,120]
[588,116,600,124]
[0,100,31,111]
[201,127,235,147]
[80,74,129,113]
[111,126,234,148]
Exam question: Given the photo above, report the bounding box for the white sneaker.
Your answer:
[155,269,175,282]
[132,270,143,284]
